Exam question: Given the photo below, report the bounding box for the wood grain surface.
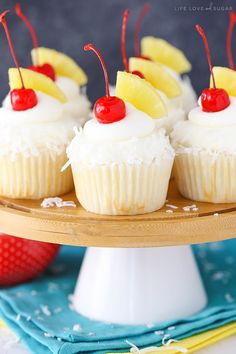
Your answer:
[0,180,236,247]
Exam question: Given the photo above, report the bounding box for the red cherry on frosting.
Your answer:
[196,25,230,113]
[10,88,38,111]
[15,4,56,81]
[121,9,144,79]
[94,96,126,124]
[201,88,230,113]
[0,10,38,111]
[84,43,126,124]
[28,63,56,81]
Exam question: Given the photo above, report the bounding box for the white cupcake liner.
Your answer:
[71,160,173,215]
[174,151,236,203]
[0,152,73,199]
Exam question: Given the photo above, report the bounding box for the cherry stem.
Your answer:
[227,11,236,70]
[15,3,39,65]
[121,9,129,72]
[84,43,110,97]
[196,24,216,89]
[0,10,25,88]
[134,2,150,57]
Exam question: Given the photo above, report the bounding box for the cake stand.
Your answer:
[0,180,236,325]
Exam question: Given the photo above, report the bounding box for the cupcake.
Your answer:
[171,25,234,203]
[0,11,76,199]
[15,4,91,125]
[66,44,174,215]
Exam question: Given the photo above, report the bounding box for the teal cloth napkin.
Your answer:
[1,240,236,354]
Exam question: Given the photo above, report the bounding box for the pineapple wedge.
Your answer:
[115,71,167,119]
[141,36,192,74]
[210,66,236,97]
[9,68,67,103]
[129,57,182,98]
[31,47,88,85]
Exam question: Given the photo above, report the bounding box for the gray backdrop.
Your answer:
[0,0,235,102]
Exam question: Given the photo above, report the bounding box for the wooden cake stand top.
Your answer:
[0,180,236,248]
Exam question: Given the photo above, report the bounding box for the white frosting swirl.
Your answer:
[109,85,185,134]
[2,91,63,124]
[56,76,91,123]
[0,91,79,159]
[155,90,186,134]
[56,76,79,100]
[164,68,197,113]
[171,97,236,154]
[67,103,174,165]
[83,103,155,142]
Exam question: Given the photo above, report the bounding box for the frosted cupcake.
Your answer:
[171,25,234,203]
[66,44,174,215]
[0,11,76,199]
[15,4,90,125]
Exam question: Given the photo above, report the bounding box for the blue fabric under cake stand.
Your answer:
[0,240,236,354]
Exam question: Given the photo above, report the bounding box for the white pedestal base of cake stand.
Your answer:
[73,245,207,325]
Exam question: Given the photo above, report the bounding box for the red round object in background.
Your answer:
[0,234,60,286]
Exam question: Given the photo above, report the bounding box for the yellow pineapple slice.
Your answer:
[115,71,167,119]
[31,47,88,85]
[129,57,182,98]
[8,68,67,103]
[141,36,192,74]
[210,66,236,97]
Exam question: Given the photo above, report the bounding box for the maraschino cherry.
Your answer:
[84,44,126,124]
[0,10,37,111]
[134,2,151,60]
[227,11,236,70]
[121,9,144,78]
[196,24,230,113]
[15,3,56,81]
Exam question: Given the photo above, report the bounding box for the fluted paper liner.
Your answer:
[0,152,73,199]
[174,151,236,203]
[71,160,173,215]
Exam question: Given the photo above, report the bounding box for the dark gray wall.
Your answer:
[0,0,235,102]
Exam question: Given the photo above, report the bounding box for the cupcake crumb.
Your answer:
[166,209,173,214]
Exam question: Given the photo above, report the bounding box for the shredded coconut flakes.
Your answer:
[41,197,76,208]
